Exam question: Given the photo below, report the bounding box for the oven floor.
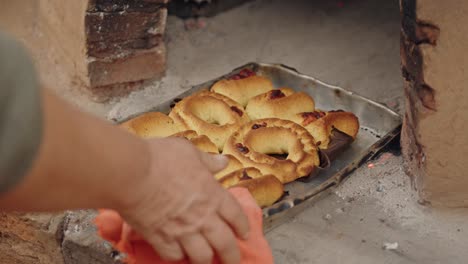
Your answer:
[266,151,468,264]
[58,0,468,263]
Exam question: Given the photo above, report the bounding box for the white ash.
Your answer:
[323,214,332,221]
[335,208,345,214]
[107,71,189,122]
[382,242,399,250]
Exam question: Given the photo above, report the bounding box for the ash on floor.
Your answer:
[267,151,468,264]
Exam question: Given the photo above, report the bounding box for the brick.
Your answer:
[85,8,167,44]
[87,0,168,12]
[88,44,166,87]
[87,34,164,59]
[86,8,167,58]
[83,80,147,103]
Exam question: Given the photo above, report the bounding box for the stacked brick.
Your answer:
[85,0,168,96]
[83,0,168,100]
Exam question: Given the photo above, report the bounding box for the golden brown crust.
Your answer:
[245,88,315,120]
[121,75,359,208]
[218,168,284,207]
[291,110,360,149]
[211,76,274,107]
[120,112,182,138]
[218,167,264,186]
[120,112,220,152]
[171,130,219,154]
[223,118,320,183]
[169,90,250,151]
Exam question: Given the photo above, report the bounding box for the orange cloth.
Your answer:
[94,188,274,264]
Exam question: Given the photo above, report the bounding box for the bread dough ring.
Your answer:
[169,90,250,151]
[223,118,320,183]
[119,112,219,153]
[211,69,274,107]
[218,167,284,207]
[246,88,315,120]
[291,110,359,149]
[120,112,182,138]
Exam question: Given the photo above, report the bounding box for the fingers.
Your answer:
[146,234,185,262]
[180,233,214,264]
[218,193,250,240]
[199,152,228,173]
[203,215,241,264]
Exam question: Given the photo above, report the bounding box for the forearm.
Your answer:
[0,89,150,211]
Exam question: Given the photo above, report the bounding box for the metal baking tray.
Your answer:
[114,62,402,232]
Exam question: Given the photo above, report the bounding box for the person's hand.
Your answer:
[118,137,250,264]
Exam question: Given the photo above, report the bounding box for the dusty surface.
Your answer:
[66,0,404,120]
[267,150,468,264]
[20,0,468,263]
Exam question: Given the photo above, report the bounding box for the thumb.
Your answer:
[199,152,228,173]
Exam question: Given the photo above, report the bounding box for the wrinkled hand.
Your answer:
[118,137,249,264]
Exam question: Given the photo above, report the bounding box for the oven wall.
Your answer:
[0,0,169,102]
[401,0,468,207]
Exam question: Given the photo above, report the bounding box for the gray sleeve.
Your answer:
[0,32,42,194]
